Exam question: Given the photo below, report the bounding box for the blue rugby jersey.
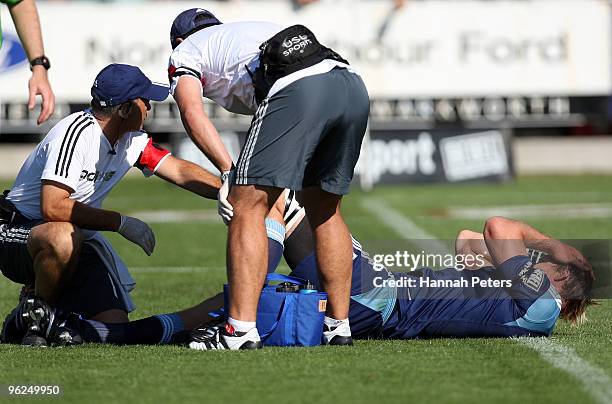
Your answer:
[290,240,561,339]
[383,255,562,339]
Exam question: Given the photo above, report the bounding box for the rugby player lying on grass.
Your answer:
[189,194,596,346]
[1,193,596,346]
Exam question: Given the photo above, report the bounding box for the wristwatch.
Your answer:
[30,56,51,71]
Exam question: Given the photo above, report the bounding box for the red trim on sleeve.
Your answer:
[136,138,170,174]
[168,65,177,83]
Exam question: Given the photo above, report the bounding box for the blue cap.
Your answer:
[91,64,169,107]
[170,8,222,49]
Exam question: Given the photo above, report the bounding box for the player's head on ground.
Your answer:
[558,263,596,326]
[536,260,597,326]
[90,64,169,132]
[170,8,222,49]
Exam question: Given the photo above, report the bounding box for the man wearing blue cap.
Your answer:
[0,63,221,346]
[168,9,370,350]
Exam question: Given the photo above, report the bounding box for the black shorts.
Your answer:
[0,218,40,285]
[0,220,126,318]
[235,67,370,195]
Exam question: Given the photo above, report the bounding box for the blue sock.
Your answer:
[154,313,185,344]
[266,219,285,273]
[79,313,184,345]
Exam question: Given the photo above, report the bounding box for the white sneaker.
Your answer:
[323,321,353,346]
[189,323,262,351]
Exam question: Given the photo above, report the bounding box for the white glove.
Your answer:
[218,170,234,225]
[118,215,156,256]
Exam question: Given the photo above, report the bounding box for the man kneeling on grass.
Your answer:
[2,192,596,347]
[0,63,220,347]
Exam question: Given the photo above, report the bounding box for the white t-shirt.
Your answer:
[7,110,167,220]
[168,21,355,115]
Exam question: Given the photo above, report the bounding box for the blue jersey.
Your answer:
[384,256,561,338]
[290,239,561,339]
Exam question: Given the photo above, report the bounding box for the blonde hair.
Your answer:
[559,264,597,326]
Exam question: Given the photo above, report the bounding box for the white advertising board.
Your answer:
[1,0,610,102]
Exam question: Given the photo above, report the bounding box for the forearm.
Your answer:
[455,230,492,269]
[524,238,578,266]
[9,0,44,59]
[180,109,233,172]
[173,77,233,171]
[175,165,220,200]
[42,199,121,232]
[500,218,580,266]
[155,157,221,200]
[515,222,569,263]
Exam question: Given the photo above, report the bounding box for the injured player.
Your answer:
[190,193,596,347]
[1,192,596,346]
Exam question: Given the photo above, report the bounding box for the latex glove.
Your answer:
[118,215,155,255]
[218,170,234,225]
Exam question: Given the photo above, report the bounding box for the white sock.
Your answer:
[227,317,256,333]
[324,316,349,329]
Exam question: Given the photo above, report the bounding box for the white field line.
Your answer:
[447,203,612,220]
[129,265,292,274]
[128,210,219,224]
[516,337,612,404]
[361,197,612,404]
[360,197,449,254]
[130,266,223,273]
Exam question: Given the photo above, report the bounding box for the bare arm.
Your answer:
[483,216,589,271]
[173,77,233,172]
[41,181,121,231]
[154,155,221,200]
[9,0,55,124]
[455,230,492,269]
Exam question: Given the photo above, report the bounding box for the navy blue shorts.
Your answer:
[57,243,126,318]
[0,219,127,318]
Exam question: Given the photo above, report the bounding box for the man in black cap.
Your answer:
[0,63,221,346]
[168,9,370,349]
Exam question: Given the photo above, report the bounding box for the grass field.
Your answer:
[1,175,611,404]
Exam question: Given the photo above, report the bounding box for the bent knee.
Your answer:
[229,185,277,215]
[28,222,84,257]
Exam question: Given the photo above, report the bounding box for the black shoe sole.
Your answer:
[327,335,354,346]
[21,333,47,347]
[20,298,50,347]
[50,330,83,347]
[239,340,263,350]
